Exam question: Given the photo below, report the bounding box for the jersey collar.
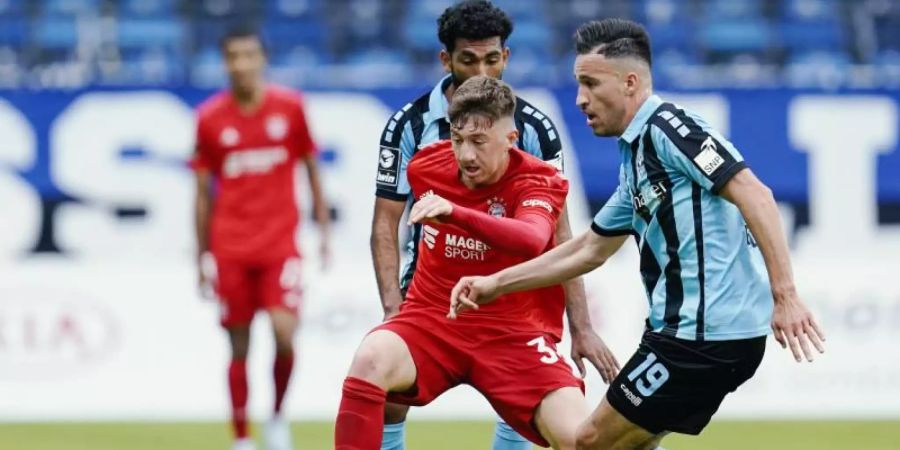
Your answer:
[423,75,453,125]
[619,94,663,144]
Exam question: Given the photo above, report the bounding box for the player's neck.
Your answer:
[231,82,267,113]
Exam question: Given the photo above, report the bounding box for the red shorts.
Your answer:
[374,306,584,447]
[211,253,303,327]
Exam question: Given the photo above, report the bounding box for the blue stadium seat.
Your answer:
[506,20,554,53]
[403,15,442,52]
[33,17,78,49]
[782,19,843,52]
[264,0,322,19]
[120,0,177,18]
[117,19,186,50]
[700,20,773,53]
[0,0,26,16]
[263,18,328,54]
[0,19,27,46]
[191,46,227,87]
[43,0,99,16]
[634,0,691,25]
[706,0,763,19]
[783,0,839,21]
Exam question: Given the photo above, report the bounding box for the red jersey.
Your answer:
[192,85,317,262]
[405,141,568,339]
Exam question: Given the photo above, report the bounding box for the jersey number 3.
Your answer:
[527,336,563,364]
[626,352,670,397]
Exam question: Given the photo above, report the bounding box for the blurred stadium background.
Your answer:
[0,0,899,449]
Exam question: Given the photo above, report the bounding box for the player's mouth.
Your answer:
[585,112,598,126]
[462,165,481,177]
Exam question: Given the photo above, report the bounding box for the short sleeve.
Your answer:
[513,172,569,224]
[649,108,746,194]
[591,168,635,236]
[290,95,317,158]
[375,106,416,201]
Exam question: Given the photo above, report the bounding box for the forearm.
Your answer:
[370,225,405,313]
[194,180,211,259]
[555,208,593,332]
[445,205,552,257]
[494,231,605,296]
[737,186,796,300]
[306,161,331,237]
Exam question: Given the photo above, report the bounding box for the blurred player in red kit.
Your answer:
[192,26,330,450]
[335,77,590,450]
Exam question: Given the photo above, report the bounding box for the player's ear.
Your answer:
[440,49,452,72]
[624,72,639,96]
[506,128,519,148]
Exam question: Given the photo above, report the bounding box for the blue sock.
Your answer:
[381,421,405,450]
[491,419,532,450]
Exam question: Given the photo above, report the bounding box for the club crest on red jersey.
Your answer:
[220,126,240,147]
[487,197,507,217]
[266,114,289,140]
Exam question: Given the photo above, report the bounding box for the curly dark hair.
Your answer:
[574,18,651,67]
[437,0,514,53]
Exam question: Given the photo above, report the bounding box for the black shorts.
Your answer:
[606,331,766,435]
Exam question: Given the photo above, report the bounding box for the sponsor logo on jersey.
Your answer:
[694,136,725,176]
[487,196,506,217]
[423,225,438,249]
[222,146,289,178]
[266,114,288,140]
[220,126,239,147]
[376,146,400,187]
[631,181,668,213]
[443,233,491,261]
[620,383,643,407]
[522,198,553,213]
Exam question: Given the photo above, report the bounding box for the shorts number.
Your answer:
[626,352,670,397]
[527,336,561,365]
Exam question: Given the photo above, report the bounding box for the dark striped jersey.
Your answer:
[375,75,564,290]
[592,94,773,341]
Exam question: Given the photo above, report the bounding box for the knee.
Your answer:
[273,332,294,355]
[348,342,392,385]
[574,422,600,450]
[228,329,250,360]
[383,402,410,424]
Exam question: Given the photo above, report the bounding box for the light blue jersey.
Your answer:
[375,75,564,289]
[593,95,773,341]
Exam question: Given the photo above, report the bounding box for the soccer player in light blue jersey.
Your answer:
[369,3,619,450]
[450,18,826,450]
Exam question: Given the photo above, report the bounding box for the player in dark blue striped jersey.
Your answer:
[369,2,619,450]
[450,18,826,450]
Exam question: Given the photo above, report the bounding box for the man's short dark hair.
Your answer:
[574,19,652,67]
[437,0,514,53]
[219,24,266,53]
[448,75,516,130]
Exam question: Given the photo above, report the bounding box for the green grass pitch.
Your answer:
[0,420,897,450]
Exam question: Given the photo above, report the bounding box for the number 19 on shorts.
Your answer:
[626,352,670,397]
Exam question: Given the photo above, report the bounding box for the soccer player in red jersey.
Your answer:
[335,77,589,450]
[192,27,330,450]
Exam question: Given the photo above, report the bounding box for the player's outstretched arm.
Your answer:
[305,154,331,270]
[720,168,826,362]
[371,197,407,320]
[555,205,621,382]
[449,230,628,317]
[408,194,554,257]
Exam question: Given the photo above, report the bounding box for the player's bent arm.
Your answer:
[555,205,593,333]
[194,169,213,259]
[371,197,408,316]
[718,168,797,300]
[444,205,553,257]
[493,230,628,297]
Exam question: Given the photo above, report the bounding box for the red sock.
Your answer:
[273,352,294,414]
[228,359,249,439]
[334,377,387,450]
